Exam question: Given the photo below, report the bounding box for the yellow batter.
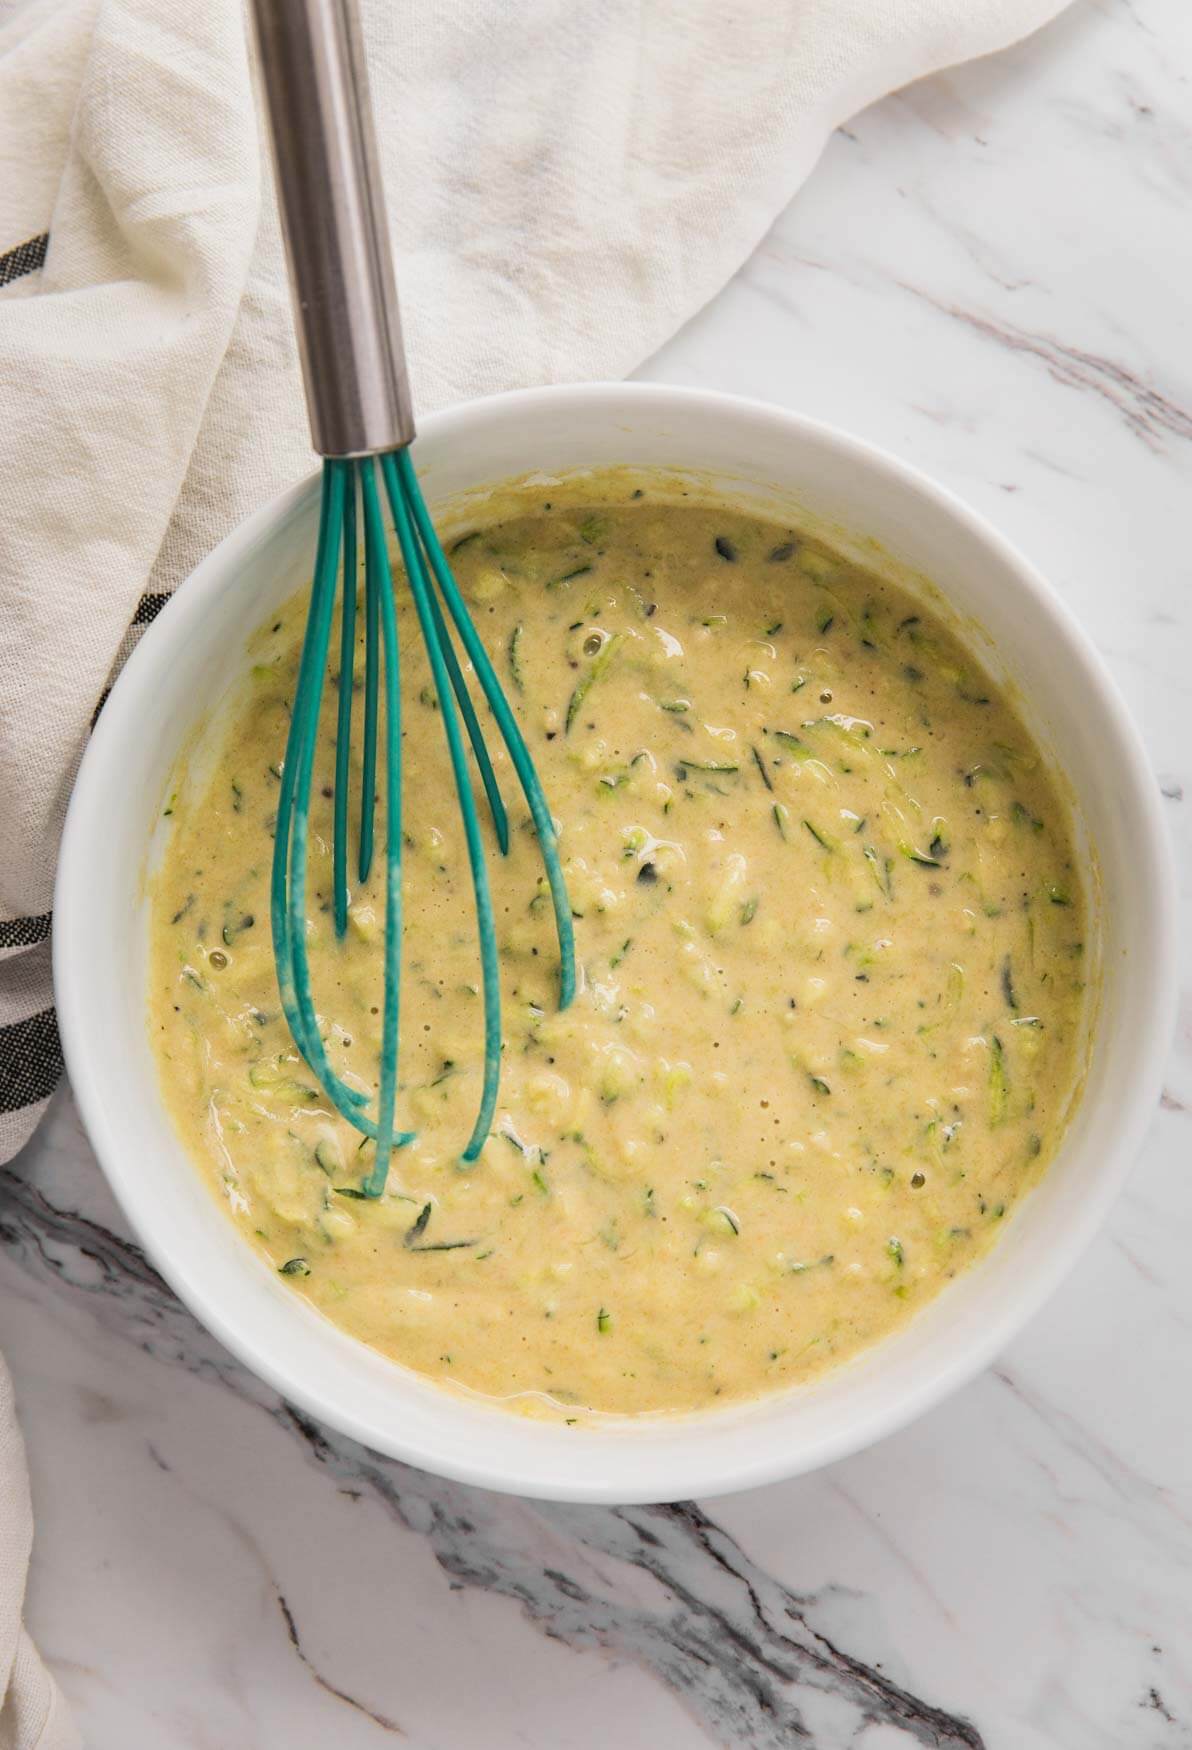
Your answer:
[148,479,1090,1419]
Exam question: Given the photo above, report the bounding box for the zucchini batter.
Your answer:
[148,479,1090,1418]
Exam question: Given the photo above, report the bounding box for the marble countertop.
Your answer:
[4,1,1190,1744]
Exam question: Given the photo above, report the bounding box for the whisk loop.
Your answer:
[270,452,576,1198]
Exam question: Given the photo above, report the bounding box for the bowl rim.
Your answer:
[54,380,1178,1502]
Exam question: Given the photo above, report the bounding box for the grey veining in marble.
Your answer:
[2,1139,986,1747]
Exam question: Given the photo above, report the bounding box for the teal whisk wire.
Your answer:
[381,452,502,1163]
[332,471,357,937]
[269,450,576,1193]
[358,499,380,886]
[358,459,407,1195]
[250,0,574,1195]
[398,448,576,1009]
[421,578,509,857]
[271,462,382,1135]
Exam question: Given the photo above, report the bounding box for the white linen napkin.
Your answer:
[0,0,1068,1739]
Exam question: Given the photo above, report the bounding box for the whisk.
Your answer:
[249,0,575,1196]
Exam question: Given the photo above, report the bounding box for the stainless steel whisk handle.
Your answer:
[248,0,415,459]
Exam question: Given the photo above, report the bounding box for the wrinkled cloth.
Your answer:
[0,0,1068,1739]
[0,1358,78,1750]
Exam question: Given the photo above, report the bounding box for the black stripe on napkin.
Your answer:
[0,233,49,289]
[0,914,51,950]
[93,591,173,723]
[133,592,171,627]
[0,583,171,1132]
[0,1008,63,1113]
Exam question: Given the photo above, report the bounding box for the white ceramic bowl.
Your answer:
[55,384,1176,1504]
